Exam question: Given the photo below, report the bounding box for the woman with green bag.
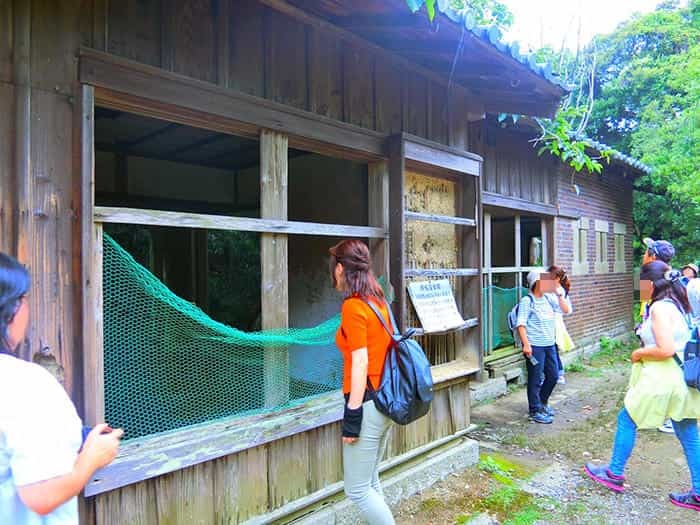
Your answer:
[548,266,574,384]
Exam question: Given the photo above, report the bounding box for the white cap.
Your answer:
[526,268,547,289]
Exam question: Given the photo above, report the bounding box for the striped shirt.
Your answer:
[516,293,573,347]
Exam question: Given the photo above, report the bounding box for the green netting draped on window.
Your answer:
[103,234,342,440]
[482,285,529,353]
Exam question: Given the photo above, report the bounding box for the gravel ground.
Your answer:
[394,358,699,524]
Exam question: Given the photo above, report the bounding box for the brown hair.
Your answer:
[548,265,570,295]
[640,260,691,313]
[328,240,384,299]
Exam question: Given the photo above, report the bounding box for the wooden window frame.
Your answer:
[481,211,549,356]
[613,222,627,273]
[594,220,610,274]
[78,76,483,494]
[572,218,589,276]
[395,135,482,371]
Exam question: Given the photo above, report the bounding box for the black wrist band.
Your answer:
[342,404,363,438]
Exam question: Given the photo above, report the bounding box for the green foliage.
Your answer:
[581,0,700,263]
[566,359,585,373]
[535,107,611,174]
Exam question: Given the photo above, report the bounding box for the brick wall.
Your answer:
[553,167,636,346]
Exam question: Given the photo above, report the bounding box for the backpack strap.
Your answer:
[361,298,398,337]
[674,353,684,369]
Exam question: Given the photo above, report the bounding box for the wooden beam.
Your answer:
[84,391,346,497]
[460,172,483,367]
[80,49,385,159]
[410,318,479,336]
[388,135,406,330]
[93,206,387,238]
[404,211,476,228]
[79,85,104,426]
[260,130,289,408]
[404,136,481,176]
[482,191,558,216]
[368,161,390,286]
[404,268,479,278]
[329,14,434,32]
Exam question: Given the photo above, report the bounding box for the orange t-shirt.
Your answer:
[335,296,392,394]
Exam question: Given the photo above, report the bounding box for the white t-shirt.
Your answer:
[0,354,82,524]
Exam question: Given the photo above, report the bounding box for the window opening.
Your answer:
[95,109,370,440]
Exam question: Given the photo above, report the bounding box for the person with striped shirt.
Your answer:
[517,269,573,424]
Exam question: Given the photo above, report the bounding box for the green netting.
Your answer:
[482,285,529,353]
[103,234,342,440]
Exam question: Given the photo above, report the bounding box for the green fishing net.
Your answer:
[483,285,529,352]
[102,234,342,440]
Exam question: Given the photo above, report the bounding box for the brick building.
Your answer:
[471,120,648,374]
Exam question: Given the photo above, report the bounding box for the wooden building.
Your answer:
[0,1,645,523]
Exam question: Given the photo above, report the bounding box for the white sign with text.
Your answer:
[407,279,465,333]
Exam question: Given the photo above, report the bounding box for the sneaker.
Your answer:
[669,491,700,512]
[542,405,556,417]
[658,420,675,434]
[529,411,553,424]
[584,463,625,493]
[557,374,566,385]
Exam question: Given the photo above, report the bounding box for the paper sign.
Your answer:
[407,279,466,333]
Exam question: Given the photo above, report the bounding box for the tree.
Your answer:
[583,0,700,263]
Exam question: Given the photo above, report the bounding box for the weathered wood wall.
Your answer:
[469,122,556,206]
[94,0,472,150]
[0,1,480,523]
[86,381,470,523]
[0,0,476,403]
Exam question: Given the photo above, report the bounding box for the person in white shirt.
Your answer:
[0,252,123,524]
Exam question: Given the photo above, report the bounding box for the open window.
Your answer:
[88,100,384,444]
[482,211,551,358]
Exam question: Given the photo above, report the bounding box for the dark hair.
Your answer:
[329,240,384,299]
[640,260,690,313]
[548,265,570,294]
[0,252,31,353]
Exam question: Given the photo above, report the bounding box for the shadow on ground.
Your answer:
[394,345,698,524]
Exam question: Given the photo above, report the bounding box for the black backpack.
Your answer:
[362,299,434,425]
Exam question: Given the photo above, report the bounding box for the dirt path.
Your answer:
[393,348,698,524]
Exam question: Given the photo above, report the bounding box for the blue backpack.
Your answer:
[507,294,534,347]
[674,321,700,392]
[363,299,433,425]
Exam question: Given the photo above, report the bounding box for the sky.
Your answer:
[500,0,688,51]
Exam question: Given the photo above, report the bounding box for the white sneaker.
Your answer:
[557,374,566,385]
[658,420,675,433]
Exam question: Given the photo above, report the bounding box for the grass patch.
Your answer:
[566,358,586,373]
[589,336,636,367]
[501,432,529,448]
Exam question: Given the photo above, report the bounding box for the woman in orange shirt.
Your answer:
[330,239,395,525]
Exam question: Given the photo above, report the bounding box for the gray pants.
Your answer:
[343,400,395,525]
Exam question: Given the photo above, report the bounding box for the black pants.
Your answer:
[526,344,559,415]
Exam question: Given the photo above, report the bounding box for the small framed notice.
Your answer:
[407,279,466,334]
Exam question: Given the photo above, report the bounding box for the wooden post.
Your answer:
[459,173,482,368]
[260,130,289,408]
[80,85,105,426]
[483,212,493,356]
[368,161,389,292]
[388,135,406,330]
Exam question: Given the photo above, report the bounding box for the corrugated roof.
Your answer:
[435,5,569,91]
[581,137,652,174]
